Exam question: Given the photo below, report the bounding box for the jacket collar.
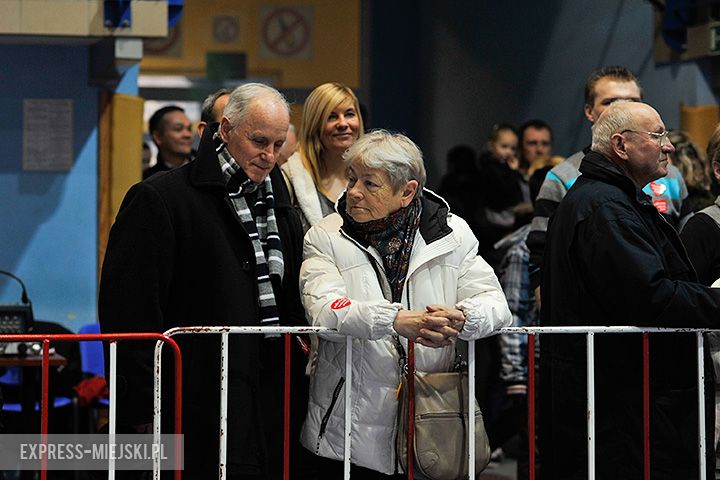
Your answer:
[336,188,453,247]
[189,123,228,189]
[579,150,654,207]
[280,153,324,226]
[417,188,453,244]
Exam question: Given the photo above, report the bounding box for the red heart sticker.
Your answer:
[331,298,351,310]
[653,199,668,213]
[649,182,666,196]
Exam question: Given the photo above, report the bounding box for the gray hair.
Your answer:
[591,103,636,156]
[200,88,232,124]
[343,129,427,193]
[223,83,290,126]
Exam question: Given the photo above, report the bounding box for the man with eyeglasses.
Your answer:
[541,101,720,479]
[527,67,688,298]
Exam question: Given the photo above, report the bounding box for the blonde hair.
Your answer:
[298,83,364,197]
[707,123,720,167]
[668,130,709,191]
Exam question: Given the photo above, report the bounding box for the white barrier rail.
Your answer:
[150,325,712,480]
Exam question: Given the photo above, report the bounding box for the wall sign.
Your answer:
[23,99,74,171]
[259,6,313,59]
[213,15,241,44]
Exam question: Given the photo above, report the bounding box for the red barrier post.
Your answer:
[0,333,183,480]
[283,333,291,480]
[643,333,650,480]
[407,341,415,479]
[528,333,536,480]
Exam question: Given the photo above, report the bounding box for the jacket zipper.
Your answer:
[315,376,346,453]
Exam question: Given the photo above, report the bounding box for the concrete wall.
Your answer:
[368,0,718,187]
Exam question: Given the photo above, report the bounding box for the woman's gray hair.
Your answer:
[591,103,636,156]
[343,129,427,193]
[223,83,290,126]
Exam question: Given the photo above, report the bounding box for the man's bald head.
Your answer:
[592,102,675,187]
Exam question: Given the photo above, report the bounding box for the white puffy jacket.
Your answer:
[299,190,512,474]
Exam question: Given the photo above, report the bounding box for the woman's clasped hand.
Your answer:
[393,304,466,348]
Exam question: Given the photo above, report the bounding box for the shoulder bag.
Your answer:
[395,339,491,479]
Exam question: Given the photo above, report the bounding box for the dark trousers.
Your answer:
[315,455,405,480]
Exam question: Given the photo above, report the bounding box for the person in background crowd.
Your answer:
[141,142,151,171]
[299,130,511,478]
[487,163,556,478]
[197,88,231,139]
[668,129,715,219]
[527,66,688,297]
[527,155,564,180]
[100,83,316,479]
[680,122,720,478]
[519,120,553,174]
[542,101,720,480]
[437,144,482,238]
[476,124,525,267]
[277,123,298,166]
[680,125,720,478]
[281,82,364,232]
[681,123,720,285]
[142,105,193,180]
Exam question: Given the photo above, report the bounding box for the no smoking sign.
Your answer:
[259,6,313,59]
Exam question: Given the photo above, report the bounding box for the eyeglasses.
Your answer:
[620,130,671,147]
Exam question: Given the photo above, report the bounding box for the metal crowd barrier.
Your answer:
[0,332,183,480]
[154,326,351,480]
[5,326,712,480]
[504,326,711,480]
[155,325,712,480]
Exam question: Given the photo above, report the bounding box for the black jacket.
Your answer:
[680,206,720,286]
[541,151,720,479]
[99,124,308,476]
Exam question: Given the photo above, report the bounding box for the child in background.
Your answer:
[483,123,520,172]
[477,124,526,270]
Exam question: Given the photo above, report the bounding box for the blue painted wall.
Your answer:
[0,45,100,332]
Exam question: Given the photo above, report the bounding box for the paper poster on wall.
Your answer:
[23,99,74,171]
[259,6,313,60]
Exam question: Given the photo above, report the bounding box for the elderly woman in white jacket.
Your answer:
[299,130,512,478]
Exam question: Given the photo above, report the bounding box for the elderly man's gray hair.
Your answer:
[223,83,290,126]
[343,129,427,193]
[591,103,637,156]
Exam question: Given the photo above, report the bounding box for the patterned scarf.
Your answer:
[217,140,284,336]
[342,197,422,303]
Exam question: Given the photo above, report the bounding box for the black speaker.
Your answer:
[0,270,34,334]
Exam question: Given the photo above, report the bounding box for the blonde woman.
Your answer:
[281,82,364,232]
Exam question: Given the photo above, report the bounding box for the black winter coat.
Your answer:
[99,124,309,477]
[541,151,720,480]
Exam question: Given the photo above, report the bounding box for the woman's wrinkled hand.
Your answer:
[425,304,466,333]
[393,308,462,348]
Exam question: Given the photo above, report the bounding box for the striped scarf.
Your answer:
[217,141,284,336]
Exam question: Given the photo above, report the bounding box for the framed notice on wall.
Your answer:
[23,99,74,171]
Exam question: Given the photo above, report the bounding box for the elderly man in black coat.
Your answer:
[99,83,314,479]
[541,102,720,480]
